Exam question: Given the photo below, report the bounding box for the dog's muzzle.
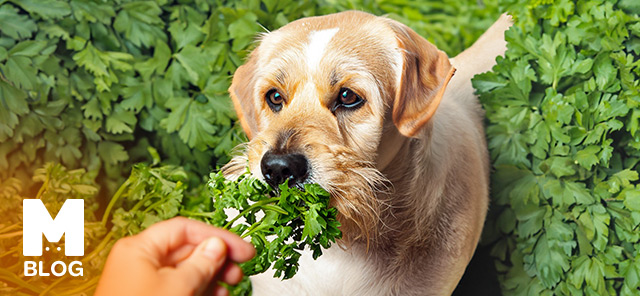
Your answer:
[260,151,309,188]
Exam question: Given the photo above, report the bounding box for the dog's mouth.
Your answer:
[287,153,391,245]
[221,142,390,245]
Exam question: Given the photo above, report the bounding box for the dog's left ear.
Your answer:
[229,51,260,139]
[388,20,456,138]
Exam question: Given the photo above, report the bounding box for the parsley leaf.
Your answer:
[182,171,341,284]
[475,0,640,294]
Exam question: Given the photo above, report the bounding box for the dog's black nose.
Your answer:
[260,151,309,188]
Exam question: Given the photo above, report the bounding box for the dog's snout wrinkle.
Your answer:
[274,129,298,152]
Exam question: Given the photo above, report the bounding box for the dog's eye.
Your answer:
[332,88,364,112]
[266,89,284,112]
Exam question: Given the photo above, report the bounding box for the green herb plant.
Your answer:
[474,0,640,295]
[181,171,341,295]
[0,156,339,295]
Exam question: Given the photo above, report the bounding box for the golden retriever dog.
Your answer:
[222,11,511,295]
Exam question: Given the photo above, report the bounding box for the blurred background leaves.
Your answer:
[0,0,499,200]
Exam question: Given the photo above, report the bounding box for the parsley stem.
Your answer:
[0,224,19,234]
[241,219,269,239]
[129,195,149,213]
[39,273,68,296]
[223,197,280,229]
[58,276,99,296]
[0,269,46,295]
[178,210,217,218]
[101,179,132,227]
[0,248,17,259]
[142,199,164,214]
[142,185,182,214]
[35,169,51,200]
[0,231,21,239]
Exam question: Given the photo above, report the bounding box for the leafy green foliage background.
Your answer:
[0,0,498,200]
[474,0,640,295]
[0,0,500,295]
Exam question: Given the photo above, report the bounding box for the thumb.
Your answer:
[173,237,228,292]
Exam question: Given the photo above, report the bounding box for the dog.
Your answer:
[222,11,511,295]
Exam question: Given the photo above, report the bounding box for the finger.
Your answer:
[95,237,160,296]
[163,246,247,276]
[172,237,228,292]
[219,263,244,285]
[139,217,255,263]
[162,244,195,266]
[214,285,229,296]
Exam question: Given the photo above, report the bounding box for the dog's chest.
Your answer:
[250,246,388,295]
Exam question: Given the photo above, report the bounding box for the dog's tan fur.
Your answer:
[223,11,511,295]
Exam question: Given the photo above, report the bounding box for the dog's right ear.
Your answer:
[387,20,456,138]
[229,51,259,139]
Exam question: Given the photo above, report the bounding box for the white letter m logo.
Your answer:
[23,199,84,256]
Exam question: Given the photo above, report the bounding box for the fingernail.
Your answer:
[214,285,229,296]
[203,237,226,260]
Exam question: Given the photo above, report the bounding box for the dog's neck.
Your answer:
[374,120,441,245]
[375,122,409,172]
[375,119,434,186]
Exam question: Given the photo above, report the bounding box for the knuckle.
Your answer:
[111,236,137,252]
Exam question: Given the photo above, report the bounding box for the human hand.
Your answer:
[95,217,255,296]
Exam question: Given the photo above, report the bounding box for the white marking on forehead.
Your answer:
[393,49,403,93]
[305,28,339,71]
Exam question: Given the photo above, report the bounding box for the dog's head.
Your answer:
[223,11,455,243]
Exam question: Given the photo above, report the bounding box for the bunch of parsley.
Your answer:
[473,0,640,294]
[101,153,343,291]
[181,171,341,294]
